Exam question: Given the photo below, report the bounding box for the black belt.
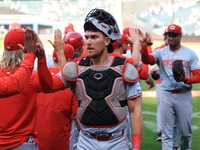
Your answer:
[90,130,124,141]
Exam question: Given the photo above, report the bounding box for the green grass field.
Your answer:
[141,82,200,149]
[141,97,200,150]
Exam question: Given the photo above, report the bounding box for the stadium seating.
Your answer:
[130,1,200,35]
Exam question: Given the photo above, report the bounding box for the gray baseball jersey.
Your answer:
[151,45,199,150]
[152,45,200,90]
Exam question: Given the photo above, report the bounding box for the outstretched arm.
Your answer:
[37,43,66,93]
[140,32,156,65]
[30,28,66,93]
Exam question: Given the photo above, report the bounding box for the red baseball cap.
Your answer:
[118,34,128,44]
[123,27,134,36]
[4,29,24,50]
[64,23,74,33]
[9,22,21,30]
[166,24,182,35]
[52,44,80,62]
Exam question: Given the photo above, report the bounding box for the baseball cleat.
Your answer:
[156,132,162,142]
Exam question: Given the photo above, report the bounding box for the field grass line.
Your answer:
[143,111,200,132]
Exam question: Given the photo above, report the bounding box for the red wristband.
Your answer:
[132,134,142,150]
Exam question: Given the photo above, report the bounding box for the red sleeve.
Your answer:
[185,69,200,84]
[138,63,148,80]
[0,53,35,98]
[141,45,156,65]
[37,57,65,93]
[71,95,78,115]
[147,46,152,53]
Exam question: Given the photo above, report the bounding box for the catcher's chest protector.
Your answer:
[77,57,127,127]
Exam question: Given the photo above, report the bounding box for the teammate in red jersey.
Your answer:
[0,28,36,98]
[0,28,41,150]
[36,44,81,150]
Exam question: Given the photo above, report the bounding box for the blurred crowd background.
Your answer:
[0,0,199,53]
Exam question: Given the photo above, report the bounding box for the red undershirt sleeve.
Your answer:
[138,63,148,80]
[0,53,36,98]
[37,57,65,93]
[141,45,156,65]
[185,69,200,84]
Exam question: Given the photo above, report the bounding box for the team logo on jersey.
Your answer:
[170,25,176,30]
[94,73,103,80]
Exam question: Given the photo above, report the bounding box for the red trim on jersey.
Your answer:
[127,93,142,100]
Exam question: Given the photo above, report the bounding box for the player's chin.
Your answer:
[169,43,177,48]
[87,53,96,58]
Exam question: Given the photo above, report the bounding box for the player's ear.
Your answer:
[105,37,111,47]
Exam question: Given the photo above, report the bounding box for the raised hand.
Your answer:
[36,43,46,59]
[127,28,140,46]
[21,27,38,54]
[146,32,153,44]
[48,29,64,54]
[48,29,66,69]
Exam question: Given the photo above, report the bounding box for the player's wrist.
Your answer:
[184,78,187,83]
[132,134,142,150]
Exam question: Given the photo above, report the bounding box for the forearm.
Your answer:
[185,69,200,84]
[56,51,67,70]
[128,97,143,150]
[145,75,154,86]
[0,53,35,98]
[38,57,65,93]
[141,45,155,65]
[130,42,140,67]
[138,63,148,80]
[129,105,143,135]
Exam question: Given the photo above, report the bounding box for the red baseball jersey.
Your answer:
[0,53,35,98]
[0,69,41,149]
[36,67,78,150]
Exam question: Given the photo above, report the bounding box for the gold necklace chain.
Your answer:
[168,47,182,58]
